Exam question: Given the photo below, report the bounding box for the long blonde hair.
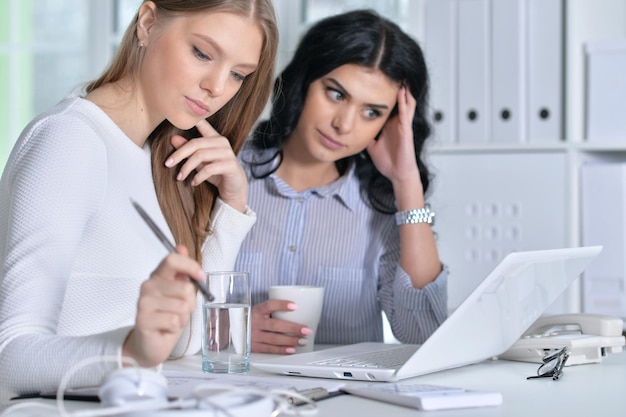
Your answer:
[85,0,278,262]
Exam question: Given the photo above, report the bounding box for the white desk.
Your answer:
[4,350,625,416]
[311,352,625,416]
[165,349,626,417]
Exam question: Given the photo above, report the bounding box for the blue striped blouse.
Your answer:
[235,149,448,345]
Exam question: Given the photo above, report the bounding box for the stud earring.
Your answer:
[138,41,145,48]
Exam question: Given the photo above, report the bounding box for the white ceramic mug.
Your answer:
[269,285,324,353]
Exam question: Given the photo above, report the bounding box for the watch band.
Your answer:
[395,204,435,226]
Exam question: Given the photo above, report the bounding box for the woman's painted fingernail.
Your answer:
[298,338,308,346]
[287,303,297,310]
[286,347,296,354]
[176,172,183,181]
[165,158,174,167]
[301,327,313,335]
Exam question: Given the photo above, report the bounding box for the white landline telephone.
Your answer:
[499,313,625,366]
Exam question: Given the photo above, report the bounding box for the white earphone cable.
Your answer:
[56,355,138,417]
[1,355,319,417]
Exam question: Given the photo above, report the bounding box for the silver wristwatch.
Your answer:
[395,204,435,226]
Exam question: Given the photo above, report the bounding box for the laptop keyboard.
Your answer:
[310,344,419,369]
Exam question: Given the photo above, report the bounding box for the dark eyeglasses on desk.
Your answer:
[527,347,569,380]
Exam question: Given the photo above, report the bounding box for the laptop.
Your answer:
[252,246,603,382]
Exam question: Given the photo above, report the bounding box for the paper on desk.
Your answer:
[163,370,345,399]
[28,371,344,403]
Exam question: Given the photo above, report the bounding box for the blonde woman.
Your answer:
[0,0,277,400]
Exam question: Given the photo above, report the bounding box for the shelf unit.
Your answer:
[419,0,626,314]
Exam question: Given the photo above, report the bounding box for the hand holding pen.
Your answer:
[131,199,214,301]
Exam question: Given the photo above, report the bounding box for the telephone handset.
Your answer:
[499,313,625,365]
[523,313,623,338]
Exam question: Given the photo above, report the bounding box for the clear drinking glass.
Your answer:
[202,271,251,373]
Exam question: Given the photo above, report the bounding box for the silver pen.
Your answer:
[131,198,214,301]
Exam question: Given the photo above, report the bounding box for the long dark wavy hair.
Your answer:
[246,9,432,213]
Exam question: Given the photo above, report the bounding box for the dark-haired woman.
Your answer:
[236,9,448,354]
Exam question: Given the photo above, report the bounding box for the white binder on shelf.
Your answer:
[585,39,626,142]
[581,162,626,318]
[424,0,457,144]
[491,0,526,143]
[526,0,563,143]
[457,0,490,144]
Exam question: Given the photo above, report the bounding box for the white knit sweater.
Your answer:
[0,96,255,401]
